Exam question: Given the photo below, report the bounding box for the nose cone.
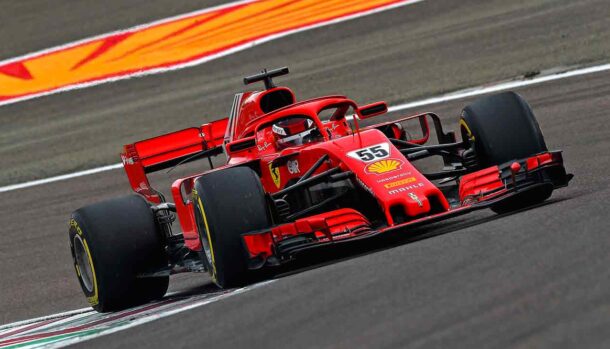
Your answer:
[321,129,449,226]
[382,183,446,225]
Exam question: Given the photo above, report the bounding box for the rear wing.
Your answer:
[121,118,228,203]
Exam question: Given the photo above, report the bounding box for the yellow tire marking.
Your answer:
[459,118,475,141]
[70,219,99,306]
[193,190,217,281]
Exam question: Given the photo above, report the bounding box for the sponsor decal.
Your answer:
[408,192,423,207]
[388,182,424,195]
[462,196,477,206]
[348,143,390,162]
[376,172,412,183]
[383,177,416,189]
[365,158,403,175]
[121,154,134,165]
[272,124,287,136]
[268,162,281,188]
[257,141,271,151]
[287,160,300,174]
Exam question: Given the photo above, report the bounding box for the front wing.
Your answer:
[241,151,572,269]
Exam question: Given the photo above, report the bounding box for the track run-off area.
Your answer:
[1,0,609,347]
[0,0,422,106]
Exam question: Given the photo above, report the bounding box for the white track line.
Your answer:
[47,284,270,349]
[0,0,425,107]
[388,63,610,112]
[0,164,123,193]
[1,62,609,194]
[0,281,274,349]
[0,308,94,332]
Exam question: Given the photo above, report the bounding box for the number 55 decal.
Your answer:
[347,143,390,162]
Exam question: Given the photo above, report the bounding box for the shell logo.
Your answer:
[365,159,403,174]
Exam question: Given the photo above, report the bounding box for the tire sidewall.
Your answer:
[68,217,100,308]
[68,194,169,311]
[460,91,547,167]
[192,167,270,288]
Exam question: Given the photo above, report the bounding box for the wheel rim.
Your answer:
[73,235,94,293]
[200,228,214,268]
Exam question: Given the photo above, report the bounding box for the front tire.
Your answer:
[69,195,169,312]
[460,92,551,213]
[192,167,271,288]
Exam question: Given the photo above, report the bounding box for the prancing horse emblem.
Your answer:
[268,162,281,188]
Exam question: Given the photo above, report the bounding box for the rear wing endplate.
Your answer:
[121,118,228,203]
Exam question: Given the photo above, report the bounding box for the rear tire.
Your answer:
[460,92,551,213]
[69,195,169,312]
[193,167,271,288]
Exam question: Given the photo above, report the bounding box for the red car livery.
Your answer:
[69,67,572,312]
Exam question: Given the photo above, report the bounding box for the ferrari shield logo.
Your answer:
[268,162,281,188]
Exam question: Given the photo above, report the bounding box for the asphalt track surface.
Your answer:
[3,0,610,186]
[1,0,609,347]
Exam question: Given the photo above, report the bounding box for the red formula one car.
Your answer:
[69,67,572,311]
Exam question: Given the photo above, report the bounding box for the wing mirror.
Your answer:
[358,101,388,119]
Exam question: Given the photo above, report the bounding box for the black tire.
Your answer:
[68,195,169,312]
[461,91,547,166]
[192,167,271,288]
[460,91,551,213]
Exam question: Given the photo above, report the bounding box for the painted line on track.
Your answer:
[0,0,425,106]
[0,164,123,193]
[0,281,274,349]
[388,63,610,112]
[1,62,609,194]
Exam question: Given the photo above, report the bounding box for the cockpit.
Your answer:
[258,115,324,151]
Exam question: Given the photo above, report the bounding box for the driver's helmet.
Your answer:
[272,116,320,149]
